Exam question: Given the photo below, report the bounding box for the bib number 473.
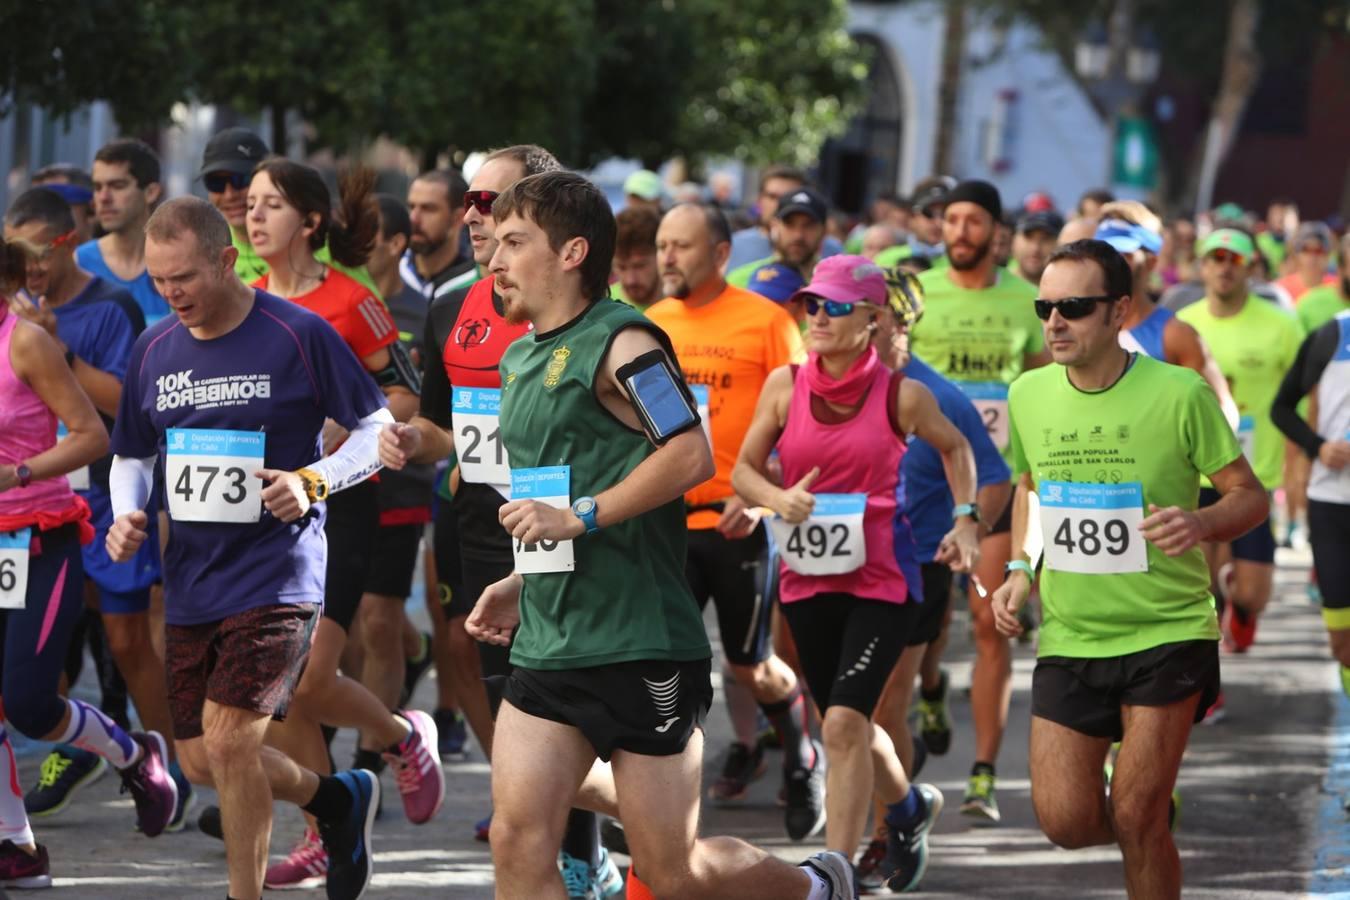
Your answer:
[174,465,249,506]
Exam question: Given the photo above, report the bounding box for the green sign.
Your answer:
[1112,116,1159,190]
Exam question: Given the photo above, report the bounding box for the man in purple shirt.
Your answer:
[106,197,393,900]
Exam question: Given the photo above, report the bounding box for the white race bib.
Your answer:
[1236,415,1256,461]
[165,429,265,523]
[689,384,713,453]
[510,466,575,574]
[57,423,90,491]
[453,388,511,489]
[769,493,867,576]
[0,529,31,610]
[959,382,1010,451]
[1039,480,1148,575]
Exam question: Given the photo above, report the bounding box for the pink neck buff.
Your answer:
[804,345,880,406]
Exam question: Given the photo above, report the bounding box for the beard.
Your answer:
[501,291,530,325]
[664,272,691,299]
[410,234,446,256]
[948,239,991,271]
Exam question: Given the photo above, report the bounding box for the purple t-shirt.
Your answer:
[111,290,386,625]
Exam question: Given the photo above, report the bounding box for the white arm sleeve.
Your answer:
[309,407,394,494]
[110,455,156,519]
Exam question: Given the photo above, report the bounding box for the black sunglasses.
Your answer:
[1033,295,1117,321]
[463,190,500,215]
[204,171,250,193]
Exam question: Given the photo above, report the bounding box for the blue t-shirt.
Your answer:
[76,240,171,325]
[111,290,387,625]
[899,355,1011,561]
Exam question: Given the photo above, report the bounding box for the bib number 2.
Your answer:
[1039,480,1147,575]
[769,494,867,576]
[510,466,575,575]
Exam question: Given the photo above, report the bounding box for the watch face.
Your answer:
[575,498,595,515]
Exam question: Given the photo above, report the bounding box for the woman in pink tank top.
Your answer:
[732,255,980,892]
[0,238,110,883]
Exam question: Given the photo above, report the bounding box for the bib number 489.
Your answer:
[1051,517,1132,557]
[1039,480,1148,575]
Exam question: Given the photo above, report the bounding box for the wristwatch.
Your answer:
[952,503,980,523]
[14,463,32,488]
[572,496,600,535]
[295,468,330,503]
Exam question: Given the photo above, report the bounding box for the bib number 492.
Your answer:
[784,523,852,561]
[769,493,867,576]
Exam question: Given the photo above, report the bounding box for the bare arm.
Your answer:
[1139,455,1267,556]
[990,472,1037,637]
[977,480,1013,539]
[729,366,802,516]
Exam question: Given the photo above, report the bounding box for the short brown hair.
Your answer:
[492,171,616,301]
[614,207,660,258]
[146,196,232,261]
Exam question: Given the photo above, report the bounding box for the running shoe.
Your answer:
[119,731,178,838]
[960,769,1000,825]
[400,632,434,707]
[0,841,51,889]
[855,836,892,892]
[166,767,195,833]
[599,817,628,855]
[25,746,106,818]
[1216,563,1257,652]
[198,804,223,840]
[1199,691,1226,725]
[474,813,492,842]
[434,708,469,760]
[387,710,445,825]
[1169,788,1181,833]
[560,851,593,899]
[916,671,953,756]
[707,740,767,803]
[591,848,624,898]
[315,769,379,900]
[265,828,328,891]
[885,784,943,893]
[799,850,857,899]
[784,739,826,841]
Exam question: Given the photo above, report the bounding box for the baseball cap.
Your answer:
[911,175,956,213]
[943,180,1002,221]
[883,267,925,327]
[1095,218,1162,255]
[789,254,888,307]
[1294,221,1334,252]
[40,183,93,206]
[775,187,828,223]
[747,262,806,304]
[1021,191,1055,214]
[623,169,663,202]
[199,127,269,177]
[1197,228,1255,260]
[1212,202,1247,224]
[1018,210,1066,237]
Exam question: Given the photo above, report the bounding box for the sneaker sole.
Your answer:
[266,874,327,890]
[27,756,109,819]
[2,873,53,889]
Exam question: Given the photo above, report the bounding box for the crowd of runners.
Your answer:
[0,129,1346,900]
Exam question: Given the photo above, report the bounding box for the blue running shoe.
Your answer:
[316,769,379,900]
[592,848,624,898]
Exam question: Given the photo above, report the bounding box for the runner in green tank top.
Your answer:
[990,239,1266,900]
[383,170,857,899]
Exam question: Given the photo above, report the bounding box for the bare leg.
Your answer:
[871,645,926,837]
[448,614,495,758]
[102,611,174,759]
[1028,715,1114,848]
[969,532,1012,765]
[199,703,280,900]
[356,594,406,753]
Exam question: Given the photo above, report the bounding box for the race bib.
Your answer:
[453,388,511,488]
[56,423,90,491]
[769,493,867,576]
[510,466,575,575]
[959,382,1010,451]
[690,384,713,453]
[165,429,265,524]
[0,529,31,610]
[1039,480,1147,575]
[1236,415,1256,461]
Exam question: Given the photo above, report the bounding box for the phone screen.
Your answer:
[627,363,697,439]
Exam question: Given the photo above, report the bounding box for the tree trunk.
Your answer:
[932,0,967,176]
[1193,0,1262,216]
[270,105,288,159]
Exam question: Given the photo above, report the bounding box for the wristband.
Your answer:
[952,503,980,523]
[1005,559,1034,578]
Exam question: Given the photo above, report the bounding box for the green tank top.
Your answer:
[498,299,711,670]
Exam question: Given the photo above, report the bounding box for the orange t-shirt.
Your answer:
[647,284,804,529]
[1278,272,1337,303]
[255,268,397,360]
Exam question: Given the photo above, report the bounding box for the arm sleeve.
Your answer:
[419,302,453,427]
[309,408,395,493]
[110,455,156,518]
[1271,322,1338,460]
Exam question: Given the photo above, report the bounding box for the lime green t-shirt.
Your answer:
[1296,284,1350,334]
[232,230,382,298]
[727,254,774,288]
[1009,354,1239,658]
[1176,296,1303,489]
[1256,231,1287,273]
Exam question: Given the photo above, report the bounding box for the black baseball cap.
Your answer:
[1017,209,1066,236]
[910,175,956,213]
[199,127,270,178]
[943,179,1002,221]
[775,187,828,223]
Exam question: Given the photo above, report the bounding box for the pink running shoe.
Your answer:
[264,828,328,890]
[0,840,51,888]
[120,731,178,838]
[387,710,445,825]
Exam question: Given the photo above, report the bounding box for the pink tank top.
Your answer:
[0,312,75,518]
[774,363,909,605]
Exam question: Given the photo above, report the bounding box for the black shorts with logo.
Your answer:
[502,657,713,762]
[1031,639,1220,741]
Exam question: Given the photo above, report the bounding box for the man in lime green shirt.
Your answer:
[1297,232,1350,334]
[905,179,1049,825]
[1176,229,1303,657]
[994,238,1266,900]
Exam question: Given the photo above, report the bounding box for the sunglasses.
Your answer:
[805,298,858,317]
[204,171,250,193]
[463,190,500,215]
[1033,295,1117,321]
[1205,248,1246,266]
[30,229,79,263]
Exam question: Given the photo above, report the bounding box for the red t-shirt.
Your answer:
[255,268,397,360]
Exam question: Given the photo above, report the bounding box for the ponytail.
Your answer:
[327,166,378,270]
[0,239,30,293]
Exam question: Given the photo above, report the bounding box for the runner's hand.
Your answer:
[775,467,820,524]
[257,469,311,523]
[8,295,60,342]
[1140,503,1208,556]
[466,574,523,646]
[935,520,980,573]
[379,423,421,470]
[715,496,758,540]
[991,569,1032,638]
[500,499,585,544]
[106,511,149,563]
[1319,439,1350,470]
